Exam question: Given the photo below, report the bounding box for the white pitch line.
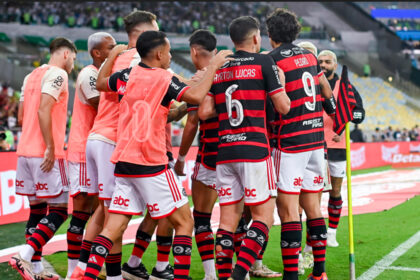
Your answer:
[381,266,420,272]
[357,230,420,280]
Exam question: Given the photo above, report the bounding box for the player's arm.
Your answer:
[167,102,188,123]
[270,89,290,115]
[80,69,101,110]
[319,71,336,117]
[17,102,24,126]
[265,57,290,115]
[197,94,217,120]
[180,50,233,104]
[96,44,127,92]
[38,93,56,172]
[174,109,199,176]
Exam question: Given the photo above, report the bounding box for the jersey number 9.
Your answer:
[302,71,316,111]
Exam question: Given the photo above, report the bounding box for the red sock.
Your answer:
[67,210,90,260]
[234,216,247,257]
[27,206,68,251]
[193,210,214,262]
[156,235,172,262]
[172,235,192,280]
[308,218,327,277]
[215,229,234,280]
[328,196,343,229]
[105,252,122,277]
[25,203,47,262]
[232,221,268,279]
[132,229,151,259]
[84,235,113,279]
[281,221,301,279]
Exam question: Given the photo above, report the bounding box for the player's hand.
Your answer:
[210,50,234,69]
[332,134,341,142]
[191,68,207,83]
[40,147,55,173]
[110,44,128,57]
[174,160,186,176]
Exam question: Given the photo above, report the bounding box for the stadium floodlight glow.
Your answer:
[331,36,336,42]
[388,76,393,82]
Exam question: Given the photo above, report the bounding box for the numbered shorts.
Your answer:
[328,160,346,178]
[15,156,69,202]
[191,162,216,189]
[109,168,189,219]
[275,148,325,194]
[215,157,277,206]
[85,139,116,206]
[68,161,96,197]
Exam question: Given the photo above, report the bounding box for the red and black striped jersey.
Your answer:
[269,43,325,153]
[210,50,284,164]
[187,104,218,170]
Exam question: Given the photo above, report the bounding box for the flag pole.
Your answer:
[346,122,356,280]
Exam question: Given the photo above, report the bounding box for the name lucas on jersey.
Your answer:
[214,68,257,83]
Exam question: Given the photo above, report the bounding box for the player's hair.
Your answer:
[124,10,157,35]
[136,30,167,58]
[229,16,260,45]
[297,41,318,56]
[49,37,77,54]
[318,50,337,64]
[189,29,217,52]
[87,32,113,54]
[266,8,301,44]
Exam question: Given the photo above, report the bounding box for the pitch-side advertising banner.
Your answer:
[1,141,419,225]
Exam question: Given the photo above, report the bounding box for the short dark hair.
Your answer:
[266,8,301,44]
[136,31,167,58]
[189,29,217,52]
[229,16,260,44]
[124,10,157,35]
[49,37,77,54]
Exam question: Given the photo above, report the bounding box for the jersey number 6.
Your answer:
[225,84,243,127]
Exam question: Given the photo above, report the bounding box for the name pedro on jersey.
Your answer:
[214,68,257,83]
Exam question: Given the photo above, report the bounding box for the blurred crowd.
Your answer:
[0,1,276,35]
[370,125,420,142]
[0,81,20,151]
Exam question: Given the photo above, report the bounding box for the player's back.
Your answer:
[211,50,283,164]
[269,43,324,153]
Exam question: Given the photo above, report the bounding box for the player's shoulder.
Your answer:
[47,65,68,79]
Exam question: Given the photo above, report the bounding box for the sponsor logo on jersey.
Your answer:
[280,49,293,57]
[292,47,303,55]
[302,118,323,128]
[53,76,64,88]
[220,133,247,143]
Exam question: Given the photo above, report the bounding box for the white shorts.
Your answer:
[16,156,69,200]
[275,148,325,194]
[85,139,116,204]
[68,161,96,197]
[328,160,346,178]
[215,157,277,206]
[109,168,189,219]
[28,191,69,204]
[191,162,216,189]
[323,159,332,192]
[271,148,281,183]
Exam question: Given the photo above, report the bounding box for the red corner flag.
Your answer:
[333,65,357,135]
